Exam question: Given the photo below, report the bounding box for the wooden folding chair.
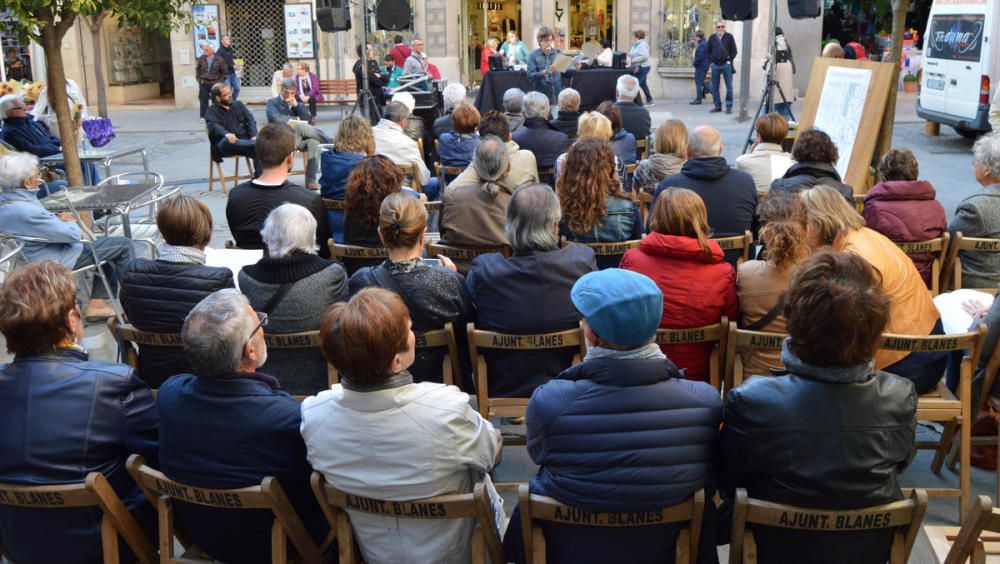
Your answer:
[328,241,389,275]
[263,330,338,395]
[893,234,950,296]
[328,322,462,388]
[729,488,927,564]
[208,155,253,194]
[635,137,649,160]
[426,242,511,275]
[310,472,504,564]
[322,198,346,211]
[723,322,786,391]
[853,193,867,214]
[107,318,183,388]
[434,162,467,192]
[425,200,444,213]
[655,318,728,392]
[519,485,705,564]
[639,191,654,226]
[398,163,424,192]
[941,232,1000,293]
[931,495,1000,563]
[0,474,157,564]
[467,322,586,444]
[711,231,754,265]
[127,455,330,564]
[560,238,641,270]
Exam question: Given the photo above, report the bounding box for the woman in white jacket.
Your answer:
[735,112,792,193]
[628,29,653,105]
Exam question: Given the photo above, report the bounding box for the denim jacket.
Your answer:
[560,196,643,268]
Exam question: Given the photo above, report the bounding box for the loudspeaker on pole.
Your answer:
[376,0,411,31]
[720,0,757,21]
[317,0,351,32]
[787,0,822,19]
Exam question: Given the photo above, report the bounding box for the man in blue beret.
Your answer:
[503,268,723,563]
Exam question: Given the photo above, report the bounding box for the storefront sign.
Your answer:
[192,4,221,52]
[284,3,316,59]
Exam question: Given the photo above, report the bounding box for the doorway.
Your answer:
[226,0,286,87]
[462,0,521,83]
[569,0,614,51]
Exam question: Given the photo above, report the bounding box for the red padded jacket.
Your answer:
[862,180,946,288]
[620,233,738,382]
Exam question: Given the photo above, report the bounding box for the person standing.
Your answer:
[196,43,227,121]
[389,34,412,68]
[481,38,500,76]
[773,27,796,119]
[628,29,654,106]
[217,35,240,101]
[708,20,737,114]
[500,31,529,66]
[403,39,428,76]
[527,26,575,103]
[354,43,387,123]
[691,31,709,105]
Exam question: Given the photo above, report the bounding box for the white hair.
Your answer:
[974,132,1000,180]
[503,88,525,113]
[0,94,23,119]
[261,203,318,257]
[442,83,467,111]
[616,75,640,100]
[0,152,39,190]
[522,91,550,119]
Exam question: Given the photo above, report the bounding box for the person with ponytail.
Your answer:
[737,192,812,375]
[348,193,472,385]
[440,135,515,252]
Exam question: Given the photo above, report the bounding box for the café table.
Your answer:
[40,181,159,239]
[40,146,150,185]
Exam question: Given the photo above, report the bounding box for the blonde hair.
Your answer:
[800,185,864,245]
[654,119,688,158]
[576,111,613,141]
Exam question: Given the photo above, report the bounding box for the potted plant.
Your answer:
[903,72,918,93]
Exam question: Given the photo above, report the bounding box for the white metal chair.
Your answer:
[0,236,25,285]
[97,172,173,258]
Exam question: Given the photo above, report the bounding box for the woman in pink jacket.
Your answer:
[295,62,325,124]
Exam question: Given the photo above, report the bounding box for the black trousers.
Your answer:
[198,82,212,118]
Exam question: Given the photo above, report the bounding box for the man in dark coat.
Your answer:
[217,35,239,100]
[614,74,651,141]
[707,20,738,114]
[512,91,570,185]
[205,82,261,177]
[691,31,709,104]
[196,43,228,120]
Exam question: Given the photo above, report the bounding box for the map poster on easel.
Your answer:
[795,58,896,193]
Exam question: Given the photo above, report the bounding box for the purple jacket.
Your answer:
[296,71,324,102]
[862,180,947,287]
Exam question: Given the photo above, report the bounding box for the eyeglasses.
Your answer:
[716,25,725,29]
[244,311,268,348]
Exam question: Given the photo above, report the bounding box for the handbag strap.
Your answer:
[745,298,783,332]
[368,263,417,313]
[261,283,294,314]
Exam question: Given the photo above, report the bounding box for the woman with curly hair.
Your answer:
[557,139,642,269]
[621,187,738,382]
[320,116,376,243]
[770,128,854,201]
[344,155,422,247]
[737,192,813,375]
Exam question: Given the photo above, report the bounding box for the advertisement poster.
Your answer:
[284,3,315,59]
[193,5,221,52]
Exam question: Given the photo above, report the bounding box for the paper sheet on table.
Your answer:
[482,473,506,540]
[934,289,995,334]
[205,247,263,290]
[770,153,793,180]
[552,54,577,73]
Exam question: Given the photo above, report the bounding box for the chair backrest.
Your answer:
[729,488,928,564]
[263,330,339,391]
[942,495,1000,564]
[329,241,389,263]
[941,232,1000,292]
[310,472,504,564]
[126,455,325,563]
[638,191,654,226]
[397,163,423,191]
[426,242,511,261]
[0,235,24,281]
[0,473,157,564]
[560,238,640,270]
[467,322,586,420]
[655,318,728,392]
[724,322,787,390]
[711,231,753,264]
[893,234,950,296]
[434,162,466,191]
[635,137,649,160]
[323,198,347,211]
[519,485,705,564]
[107,318,183,384]
[853,193,866,214]
[327,322,461,387]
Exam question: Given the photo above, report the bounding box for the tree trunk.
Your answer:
[86,13,109,118]
[873,0,911,183]
[38,9,83,187]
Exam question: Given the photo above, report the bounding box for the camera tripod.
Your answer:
[741,57,795,154]
[348,1,382,124]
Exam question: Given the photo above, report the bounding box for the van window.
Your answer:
[926,14,986,62]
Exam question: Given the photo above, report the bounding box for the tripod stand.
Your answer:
[741,57,795,153]
[349,1,382,123]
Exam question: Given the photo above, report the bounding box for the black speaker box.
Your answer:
[788,0,822,19]
[376,0,411,31]
[317,3,351,32]
[720,0,757,21]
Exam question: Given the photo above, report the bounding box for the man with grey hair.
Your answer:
[433,83,468,139]
[373,100,439,199]
[512,91,570,182]
[440,135,514,251]
[502,87,526,132]
[614,74,651,141]
[549,87,582,139]
[156,289,328,562]
[653,125,757,265]
[466,183,597,399]
[265,78,331,189]
[196,42,227,120]
[949,132,1000,288]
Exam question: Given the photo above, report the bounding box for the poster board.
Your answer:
[192,5,221,52]
[795,58,896,194]
[284,3,316,59]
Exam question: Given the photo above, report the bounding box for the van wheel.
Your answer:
[954,127,983,140]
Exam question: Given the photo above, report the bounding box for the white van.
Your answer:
[917,0,998,138]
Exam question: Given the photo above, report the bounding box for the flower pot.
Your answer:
[903,81,916,93]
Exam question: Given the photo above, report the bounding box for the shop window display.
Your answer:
[660,0,719,67]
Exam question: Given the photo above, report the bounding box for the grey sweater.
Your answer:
[634,153,685,194]
[948,183,1000,289]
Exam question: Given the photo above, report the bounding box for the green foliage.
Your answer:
[4,0,188,41]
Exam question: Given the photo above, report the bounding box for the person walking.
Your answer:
[196,43,227,122]
[708,20,737,114]
[628,30,654,106]
[691,31,709,105]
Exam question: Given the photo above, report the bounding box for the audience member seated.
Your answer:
[294,62,324,125]
[158,289,327,563]
[512,91,570,185]
[949,132,1000,289]
[319,116,375,243]
[863,148,947,288]
[595,38,615,66]
[557,139,642,268]
[554,112,621,178]
[503,87,526,133]
[226,123,330,257]
[349,193,472,384]
[622,188,738,382]
[302,288,502,563]
[0,151,133,318]
[451,109,538,189]
[441,136,516,251]
[373,100,439,200]
[437,102,481,177]
[239,204,347,395]
[720,251,918,564]
[467,184,598,398]
[737,192,811,376]
[735,112,792,193]
[503,269,723,564]
[596,100,637,169]
[205,82,262,178]
[344,155,422,248]
[120,194,235,387]
[549,88,582,139]
[802,186,943,393]
[634,118,687,194]
[0,261,158,564]
[654,125,757,265]
[266,78,330,190]
[771,128,854,201]
[0,94,100,182]
[433,83,467,140]
[614,74,651,141]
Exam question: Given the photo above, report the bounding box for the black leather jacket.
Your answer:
[0,348,159,564]
[720,343,917,564]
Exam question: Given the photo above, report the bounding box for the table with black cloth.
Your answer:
[474,70,532,113]
[570,68,631,111]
